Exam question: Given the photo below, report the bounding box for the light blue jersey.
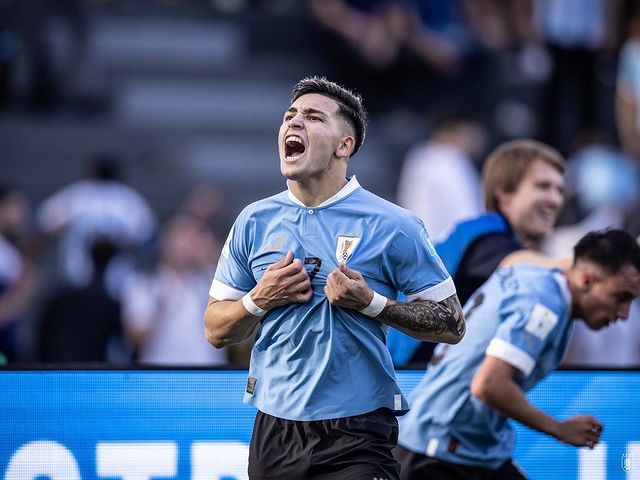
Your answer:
[210,177,455,421]
[398,265,573,469]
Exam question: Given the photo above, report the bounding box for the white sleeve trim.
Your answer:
[405,277,456,303]
[209,279,247,301]
[486,337,536,377]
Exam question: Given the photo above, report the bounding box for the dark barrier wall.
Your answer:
[0,370,638,479]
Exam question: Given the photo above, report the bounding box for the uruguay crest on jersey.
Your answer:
[335,235,361,263]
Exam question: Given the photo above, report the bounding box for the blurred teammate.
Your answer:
[395,229,640,479]
[393,139,566,365]
[204,76,464,479]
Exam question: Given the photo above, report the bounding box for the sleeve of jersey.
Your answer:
[388,218,456,303]
[209,215,256,301]
[486,300,561,377]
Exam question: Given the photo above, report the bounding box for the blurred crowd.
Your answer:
[0,155,240,366]
[1,0,640,367]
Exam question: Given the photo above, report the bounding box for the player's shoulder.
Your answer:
[237,190,289,219]
[496,265,567,312]
[356,188,422,228]
[497,264,557,288]
[511,263,560,282]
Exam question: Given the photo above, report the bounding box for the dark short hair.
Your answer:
[482,140,566,212]
[291,76,367,156]
[574,229,640,274]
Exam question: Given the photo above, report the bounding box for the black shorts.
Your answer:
[248,408,400,480]
[393,445,526,480]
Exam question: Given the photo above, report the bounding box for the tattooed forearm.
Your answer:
[378,294,466,344]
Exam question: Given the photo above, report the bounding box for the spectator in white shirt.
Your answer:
[396,115,487,241]
[36,154,156,296]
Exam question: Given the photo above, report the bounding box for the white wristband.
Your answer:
[360,291,388,318]
[242,293,268,317]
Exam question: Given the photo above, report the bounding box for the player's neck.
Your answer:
[565,268,584,319]
[288,176,348,207]
[515,232,543,251]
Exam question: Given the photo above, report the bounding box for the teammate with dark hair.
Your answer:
[396,229,640,480]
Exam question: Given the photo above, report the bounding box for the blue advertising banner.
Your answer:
[0,370,638,479]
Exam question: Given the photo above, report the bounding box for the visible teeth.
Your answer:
[286,135,303,144]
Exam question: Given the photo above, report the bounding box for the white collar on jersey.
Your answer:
[287,175,361,208]
[552,271,572,312]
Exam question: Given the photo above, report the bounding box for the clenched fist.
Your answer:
[250,251,313,310]
[556,415,603,449]
[324,262,375,311]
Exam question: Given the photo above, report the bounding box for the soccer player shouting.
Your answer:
[204,76,464,480]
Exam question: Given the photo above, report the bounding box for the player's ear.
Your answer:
[578,268,596,291]
[336,136,355,159]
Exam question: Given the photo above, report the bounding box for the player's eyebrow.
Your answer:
[286,107,329,118]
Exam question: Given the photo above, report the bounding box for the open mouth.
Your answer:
[285,135,306,160]
[536,207,557,223]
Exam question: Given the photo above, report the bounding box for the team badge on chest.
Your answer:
[335,235,361,263]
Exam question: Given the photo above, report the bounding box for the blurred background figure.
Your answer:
[308,0,512,118]
[617,1,640,240]
[463,0,533,53]
[1,0,91,112]
[396,113,487,241]
[534,0,621,155]
[308,0,471,116]
[543,130,639,255]
[123,214,226,366]
[36,153,157,297]
[36,238,125,363]
[308,0,463,74]
[179,182,227,236]
[616,1,640,159]
[0,184,36,362]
